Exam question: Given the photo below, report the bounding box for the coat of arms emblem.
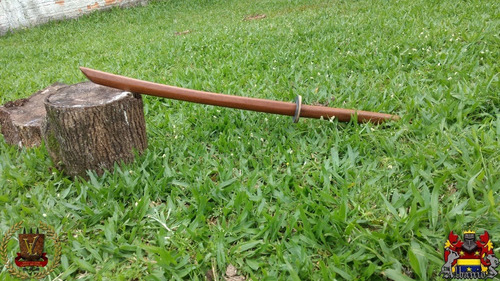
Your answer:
[15,228,49,267]
[0,221,61,280]
[439,230,499,279]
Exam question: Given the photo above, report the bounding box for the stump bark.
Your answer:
[0,83,66,147]
[42,81,147,177]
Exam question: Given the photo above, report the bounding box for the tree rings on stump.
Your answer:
[42,81,147,177]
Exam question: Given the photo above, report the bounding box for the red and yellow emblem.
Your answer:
[15,228,49,267]
[0,221,61,280]
[440,230,499,279]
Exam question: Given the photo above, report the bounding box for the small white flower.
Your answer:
[135,202,139,207]
[43,213,47,217]
[388,165,393,169]
[287,149,293,154]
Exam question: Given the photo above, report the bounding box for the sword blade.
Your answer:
[80,67,400,124]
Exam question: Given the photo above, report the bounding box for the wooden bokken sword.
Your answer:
[80,67,400,124]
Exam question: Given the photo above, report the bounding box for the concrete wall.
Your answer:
[0,0,147,35]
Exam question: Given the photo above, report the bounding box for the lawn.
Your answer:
[0,0,499,280]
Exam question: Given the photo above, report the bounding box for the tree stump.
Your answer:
[42,81,147,177]
[0,83,66,148]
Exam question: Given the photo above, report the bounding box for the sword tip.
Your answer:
[79,66,97,83]
[79,66,89,76]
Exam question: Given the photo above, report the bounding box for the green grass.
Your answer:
[0,0,499,280]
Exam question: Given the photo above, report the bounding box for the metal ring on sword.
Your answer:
[293,95,302,123]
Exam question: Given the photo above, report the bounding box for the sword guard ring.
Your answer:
[293,95,302,123]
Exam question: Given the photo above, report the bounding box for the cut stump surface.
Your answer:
[43,81,147,177]
[0,82,66,147]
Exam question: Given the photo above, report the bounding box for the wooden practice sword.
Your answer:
[80,67,400,124]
